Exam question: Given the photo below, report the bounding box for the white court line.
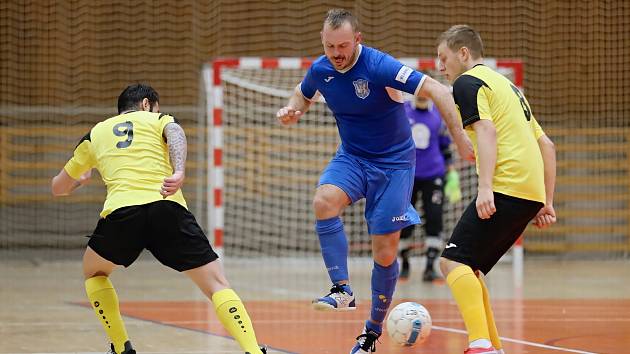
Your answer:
[2,316,628,327]
[432,325,598,354]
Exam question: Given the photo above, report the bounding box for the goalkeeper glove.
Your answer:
[444,169,462,203]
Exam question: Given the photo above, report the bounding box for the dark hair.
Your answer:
[324,8,359,32]
[117,83,159,114]
[437,25,484,59]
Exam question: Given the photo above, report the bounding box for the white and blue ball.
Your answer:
[386,302,432,346]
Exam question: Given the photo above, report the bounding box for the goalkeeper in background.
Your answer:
[399,94,461,282]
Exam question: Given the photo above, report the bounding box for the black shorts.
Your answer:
[400,176,445,240]
[441,192,543,274]
[87,200,218,272]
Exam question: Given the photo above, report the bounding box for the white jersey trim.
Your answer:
[413,74,428,97]
[335,44,363,74]
[298,83,321,102]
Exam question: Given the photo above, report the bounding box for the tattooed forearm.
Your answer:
[164,123,187,173]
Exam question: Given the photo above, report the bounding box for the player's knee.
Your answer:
[439,257,453,276]
[373,247,398,266]
[312,193,340,217]
[313,185,349,217]
[312,196,327,216]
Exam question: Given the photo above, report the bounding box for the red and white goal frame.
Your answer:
[202,57,524,277]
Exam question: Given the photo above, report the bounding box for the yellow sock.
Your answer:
[85,276,129,354]
[446,265,490,343]
[478,276,502,350]
[212,288,262,354]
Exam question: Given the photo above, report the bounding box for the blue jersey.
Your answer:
[300,45,426,168]
[404,102,452,179]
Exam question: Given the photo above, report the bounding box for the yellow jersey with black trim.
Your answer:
[64,111,187,217]
[452,64,546,203]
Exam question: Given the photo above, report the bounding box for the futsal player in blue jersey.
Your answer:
[399,95,461,282]
[276,9,474,353]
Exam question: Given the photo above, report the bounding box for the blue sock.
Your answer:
[370,260,399,325]
[315,217,349,285]
[365,320,382,335]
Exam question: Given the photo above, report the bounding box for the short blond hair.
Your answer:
[324,8,359,32]
[437,25,484,59]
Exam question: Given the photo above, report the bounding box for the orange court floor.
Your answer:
[73,298,630,354]
[1,250,629,354]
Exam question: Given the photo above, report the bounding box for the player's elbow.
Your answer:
[51,176,68,196]
[545,136,555,150]
[51,179,63,196]
[539,135,555,153]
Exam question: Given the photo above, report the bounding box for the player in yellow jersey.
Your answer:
[436,26,557,354]
[51,84,266,354]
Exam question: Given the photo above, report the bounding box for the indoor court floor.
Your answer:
[1,250,629,354]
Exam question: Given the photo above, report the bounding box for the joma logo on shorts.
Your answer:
[392,215,410,222]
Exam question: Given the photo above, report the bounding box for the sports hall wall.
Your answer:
[1,1,628,255]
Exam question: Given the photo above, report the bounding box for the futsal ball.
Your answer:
[386,302,432,346]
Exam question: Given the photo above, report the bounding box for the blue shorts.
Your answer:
[318,151,421,235]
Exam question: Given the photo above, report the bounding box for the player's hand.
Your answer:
[453,133,475,162]
[533,204,556,229]
[161,170,185,198]
[476,187,496,219]
[444,169,462,203]
[276,106,303,125]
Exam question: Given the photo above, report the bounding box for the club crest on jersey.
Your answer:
[352,79,370,99]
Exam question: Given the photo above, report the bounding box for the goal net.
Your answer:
[203,57,523,261]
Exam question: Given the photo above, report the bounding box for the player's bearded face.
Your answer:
[321,22,360,70]
[437,42,466,84]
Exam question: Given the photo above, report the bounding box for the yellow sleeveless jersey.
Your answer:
[452,64,546,203]
[64,111,187,217]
